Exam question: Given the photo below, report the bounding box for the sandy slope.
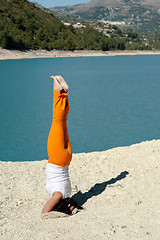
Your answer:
[0,139,160,240]
[0,48,160,60]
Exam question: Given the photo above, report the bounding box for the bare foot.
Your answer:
[55,75,69,92]
[50,75,63,93]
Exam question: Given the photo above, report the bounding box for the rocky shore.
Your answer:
[0,48,160,60]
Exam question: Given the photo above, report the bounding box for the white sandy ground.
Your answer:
[0,139,160,240]
[0,47,160,60]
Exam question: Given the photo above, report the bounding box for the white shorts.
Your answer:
[46,162,72,199]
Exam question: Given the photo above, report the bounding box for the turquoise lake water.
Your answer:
[0,55,160,161]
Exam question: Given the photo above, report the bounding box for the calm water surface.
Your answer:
[0,55,160,161]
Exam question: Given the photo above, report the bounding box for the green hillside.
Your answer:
[0,0,154,50]
[0,0,77,50]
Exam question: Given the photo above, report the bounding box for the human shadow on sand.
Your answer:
[72,171,129,206]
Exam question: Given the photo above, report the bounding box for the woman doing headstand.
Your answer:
[42,75,73,214]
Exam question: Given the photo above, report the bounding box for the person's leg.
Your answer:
[48,75,72,166]
[42,191,63,213]
[47,89,72,167]
[64,97,72,157]
[50,75,71,154]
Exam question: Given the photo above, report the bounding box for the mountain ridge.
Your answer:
[50,0,160,32]
[84,0,160,8]
[51,0,160,11]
